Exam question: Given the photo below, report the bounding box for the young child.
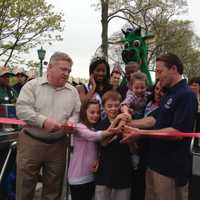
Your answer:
[65,99,118,200]
[121,71,149,119]
[94,90,132,200]
[120,72,150,200]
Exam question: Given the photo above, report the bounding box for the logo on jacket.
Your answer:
[164,98,173,109]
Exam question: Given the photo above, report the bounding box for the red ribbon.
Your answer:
[0,117,26,126]
[0,117,78,128]
[138,131,200,138]
[0,117,199,138]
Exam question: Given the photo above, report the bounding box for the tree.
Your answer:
[95,0,187,57]
[124,0,188,64]
[150,19,200,78]
[100,0,109,58]
[0,0,64,66]
[97,0,136,58]
[95,0,200,77]
[125,1,200,77]
[95,0,175,57]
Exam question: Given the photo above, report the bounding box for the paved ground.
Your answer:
[33,183,42,200]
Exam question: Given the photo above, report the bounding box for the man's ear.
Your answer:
[171,64,177,72]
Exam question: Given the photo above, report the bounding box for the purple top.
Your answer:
[144,101,159,117]
[121,89,149,117]
[68,123,102,185]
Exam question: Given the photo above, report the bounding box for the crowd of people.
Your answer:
[0,68,29,104]
[0,51,200,200]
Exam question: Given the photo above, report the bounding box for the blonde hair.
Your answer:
[49,52,73,66]
[130,71,148,86]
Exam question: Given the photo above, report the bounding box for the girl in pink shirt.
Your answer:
[66,99,117,200]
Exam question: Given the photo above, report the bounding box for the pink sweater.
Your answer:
[68,123,102,185]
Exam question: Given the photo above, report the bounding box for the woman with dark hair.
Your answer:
[76,57,112,119]
[77,57,111,103]
[110,63,122,90]
[144,81,163,116]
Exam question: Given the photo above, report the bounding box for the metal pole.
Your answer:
[40,59,43,77]
[0,141,17,184]
[66,134,72,200]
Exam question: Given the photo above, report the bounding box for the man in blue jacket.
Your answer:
[122,53,198,200]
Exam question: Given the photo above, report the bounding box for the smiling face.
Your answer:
[93,63,107,83]
[156,61,174,89]
[16,74,27,84]
[131,79,147,97]
[48,60,71,87]
[86,103,100,125]
[104,99,120,120]
[110,72,121,87]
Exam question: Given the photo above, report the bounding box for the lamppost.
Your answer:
[37,47,46,77]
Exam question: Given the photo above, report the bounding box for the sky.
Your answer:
[29,0,200,79]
